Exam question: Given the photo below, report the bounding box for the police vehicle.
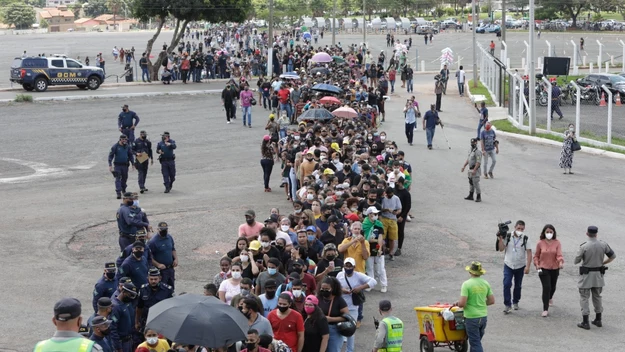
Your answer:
[10,54,105,92]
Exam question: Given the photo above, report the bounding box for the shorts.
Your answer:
[380,217,398,241]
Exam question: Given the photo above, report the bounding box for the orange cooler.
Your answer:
[414,304,466,342]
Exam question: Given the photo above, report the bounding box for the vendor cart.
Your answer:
[414,304,467,352]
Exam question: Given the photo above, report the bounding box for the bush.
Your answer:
[40,18,48,29]
[444,8,455,16]
[15,94,33,103]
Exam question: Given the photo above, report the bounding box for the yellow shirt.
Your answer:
[340,238,370,273]
[138,339,170,352]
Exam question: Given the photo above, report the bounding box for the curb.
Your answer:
[0,89,223,103]
[0,79,232,92]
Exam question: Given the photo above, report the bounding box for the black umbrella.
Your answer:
[311,67,330,75]
[311,83,343,95]
[297,108,334,122]
[146,294,248,348]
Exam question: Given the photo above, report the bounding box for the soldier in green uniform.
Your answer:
[461,138,482,202]
[372,300,403,352]
[574,226,616,330]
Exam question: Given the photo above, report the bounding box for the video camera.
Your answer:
[495,220,511,251]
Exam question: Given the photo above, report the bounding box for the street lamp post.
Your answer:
[472,0,477,87]
[528,0,536,134]
[363,0,366,45]
[332,0,336,46]
[267,0,274,77]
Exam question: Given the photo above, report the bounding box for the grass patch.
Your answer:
[14,94,33,103]
[468,79,495,106]
[491,119,625,154]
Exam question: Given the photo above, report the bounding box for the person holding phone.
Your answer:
[403,98,419,146]
[559,123,576,174]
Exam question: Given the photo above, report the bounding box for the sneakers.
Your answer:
[484,173,489,179]
[489,172,494,178]
[227,121,231,124]
[541,311,548,317]
[406,215,412,222]
[503,306,511,314]
[513,304,519,310]
[381,286,388,293]
[549,299,554,306]
[394,249,402,256]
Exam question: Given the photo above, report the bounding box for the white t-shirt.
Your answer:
[218,279,241,305]
[456,70,466,83]
[276,231,293,246]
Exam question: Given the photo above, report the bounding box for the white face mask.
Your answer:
[342,182,350,188]
[371,214,378,221]
[281,225,290,231]
[231,271,242,279]
[350,207,358,212]
[146,337,158,345]
[307,194,315,200]
[261,241,271,248]
[335,191,343,197]
[294,208,302,214]
[292,289,303,297]
[545,232,554,240]
[380,136,386,141]
[240,255,249,262]
[333,159,340,164]
[569,127,575,132]
[515,231,524,236]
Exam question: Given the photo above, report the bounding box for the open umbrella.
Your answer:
[310,67,329,76]
[320,96,341,105]
[332,56,345,63]
[297,108,334,122]
[332,106,358,118]
[146,294,248,348]
[302,32,312,41]
[311,52,333,63]
[280,72,300,80]
[312,83,343,95]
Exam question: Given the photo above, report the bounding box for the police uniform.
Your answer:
[117,241,149,289]
[110,283,138,352]
[116,193,150,251]
[575,226,616,329]
[550,84,564,120]
[118,105,140,143]
[148,222,177,289]
[108,136,134,198]
[373,300,403,352]
[464,139,482,202]
[116,229,153,268]
[136,268,174,329]
[156,132,176,193]
[132,131,153,193]
[89,315,113,352]
[87,297,112,336]
[92,262,118,312]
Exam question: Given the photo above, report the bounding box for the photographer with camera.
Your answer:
[403,98,420,146]
[496,220,532,314]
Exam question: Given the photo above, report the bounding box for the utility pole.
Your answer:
[363,0,366,45]
[472,0,477,87]
[332,0,336,46]
[529,0,536,134]
[267,0,274,77]
[501,0,506,46]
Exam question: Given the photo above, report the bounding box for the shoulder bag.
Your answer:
[571,139,581,151]
[345,276,366,305]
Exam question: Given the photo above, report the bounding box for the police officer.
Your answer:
[93,262,118,312]
[110,283,138,352]
[116,228,153,268]
[156,132,177,193]
[117,192,150,251]
[574,226,616,330]
[133,130,153,194]
[108,135,135,199]
[130,192,150,229]
[118,105,140,144]
[550,82,564,120]
[461,138,482,203]
[87,297,113,336]
[372,300,403,352]
[34,297,103,352]
[117,241,149,289]
[89,315,113,352]
[135,268,174,330]
[112,277,132,300]
[148,221,178,289]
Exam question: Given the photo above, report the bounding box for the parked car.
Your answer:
[578,73,625,102]
[10,55,104,92]
[476,24,501,33]
[416,25,439,34]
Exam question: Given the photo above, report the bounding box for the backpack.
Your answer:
[495,233,528,252]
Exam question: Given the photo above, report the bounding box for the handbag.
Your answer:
[571,140,581,151]
[345,276,366,305]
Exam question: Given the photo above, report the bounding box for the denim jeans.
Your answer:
[345,307,358,352]
[503,264,525,307]
[426,127,435,147]
[482,149,496,174]
[279,103,292,118]
[407,79,413,92]
[477,122,484,139]
[405,122,415,144]
[141,67,149,81]
[242,106,252,126]
[465,316,487,352]
[458,81,465,95]
[390,80,395,93]
[327,324,344,352]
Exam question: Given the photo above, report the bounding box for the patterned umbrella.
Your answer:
[320,96,341,105]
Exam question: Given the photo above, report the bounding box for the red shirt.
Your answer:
[301,272,317,296]
[278,89,290,104]
[267,309,304,352]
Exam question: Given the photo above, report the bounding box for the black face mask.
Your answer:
[276,245,284,251]
[265,290,276,299]
[125,200,133,206]
[278,305,289,313]
[293,267,303,274]
[159,230,168,237]
[320,290,331,298]
[137,238,146,244]
[120,294,132,303]
[368,197,376,202]
[246,343,257,351]
[246,218,255,225]
[100,328,110,336]
[326,255,336,261]
[105,272,116,280]
[302,219,310,226]
[133,251,143,258]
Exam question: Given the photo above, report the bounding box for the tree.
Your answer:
[84,0,110,18]
[24,0,46,7]
[40,18,48,28]
[133,0,252,80]
[2,3,36,30]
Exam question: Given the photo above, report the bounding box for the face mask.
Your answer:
[265,290,276,299]
[241,288,250,297]
[344,268,354,276]
[261,241,271,248]
[304,306,315,314]
[335,191,343,197]
[268,268,277,275]
[278,305,289,313]
[342,182,350,188]
[294,208,302,214]
[307,194,314,200]
[133,251,143,258]
[246,343,257,351]
[292,289,303,297]
[100,328,110,336]
[371,215,378,221]
[105,272,116,280]
[546,232,554,240]
[380,136,386,141]
[231,271,242,279]
[515,231,524,236]
[350,207,357,212]
[320,290,331,298]
[302,219,310,226]
[240,255,249,262]
[307,235,316,242]
[159,229,167,237]
[146,337,158,345]
[246,218,255,225]
[281,225,290,231]
[569,127,575,131]
[133,200,139,207]
[326,255,336,261]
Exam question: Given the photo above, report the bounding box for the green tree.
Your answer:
[542,0,589,27]
[309,0,328,17]
[2,3,36,30]
[39,18,48,28]
[24,0,46,7]
[84,0,110,17]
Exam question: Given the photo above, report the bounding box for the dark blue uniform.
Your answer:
[92,276,117,312]
[117,254,149,289]
[132,136,153,191]
[148,234,176,289]
[116,243,153,268]
[118,110,140,143]
[90,334,113,352]
[156,139,176,191]
[551,85,564,120]
[108,143,134,196]
[137,282,174,327]
[116,204,149,250]
[110,296,134,352]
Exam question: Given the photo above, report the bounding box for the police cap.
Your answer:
[97,297,112,308]
[78,325,89,336]
[54,297,82,321]
[148,267,161,277]
[104,262,116,270]
[136,228,147,237]
[379,300,392,312]
[122,282,138,295]
[122,104,129,109]
[588,226,598,234]
[158,221,168,229]
[122,192,133,199]
[140,130,147,134]
[91,315,111,327]
[162,131,170,136]
[119,276,132,284]
[132,241,144,249]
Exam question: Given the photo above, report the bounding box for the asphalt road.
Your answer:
[1,80,624,351]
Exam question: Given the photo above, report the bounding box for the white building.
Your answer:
[46,0,78,7]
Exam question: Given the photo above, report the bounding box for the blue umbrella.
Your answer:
[312,83,343,95]
[302,32,312,40]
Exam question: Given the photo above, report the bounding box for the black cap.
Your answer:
[104,262,116,270]
[136,228,147,237]
[265,279,278,288]
[120,134,128,139]
[118,277,132,284]
[122,104,129,108]
[122,192,133,199]
[158,221,168,228]
[132,241,144,249]
[288,272,301,280]
[91,315,111,327]
[162,131,170,136]
[379,300,392,311]
[265,216,278,224]
[54,297,82,321]
[148,267,161,277]
[327,215,338,223]
[292,258,305,267]
[97,297,112,308]
[588,226,598,234]
[79,325,89,336]
[397,150,405,156]
[140,130,146,134]
[122,282,138,295]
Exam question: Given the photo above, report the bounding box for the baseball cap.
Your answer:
[132,241,144,249]
[323,169,335,175]
[249,240,261,251]
[97,297,112,308]
[306,225,317,232]
[379,300,392,311]
[345,213,359,221]
[265,279,278,288]
[288,272,301,280]
[292,258,305,267]
[344,257,356,267]
[122,192,133,199]
[305,295,319,305]
[365,206,380,215]
[104,262,116,270]
[158,221,168,229]
[245,209,256,217]
[54,298,82,321]
[118,276,132,284]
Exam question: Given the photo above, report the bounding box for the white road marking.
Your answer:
[0,158,70,184]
